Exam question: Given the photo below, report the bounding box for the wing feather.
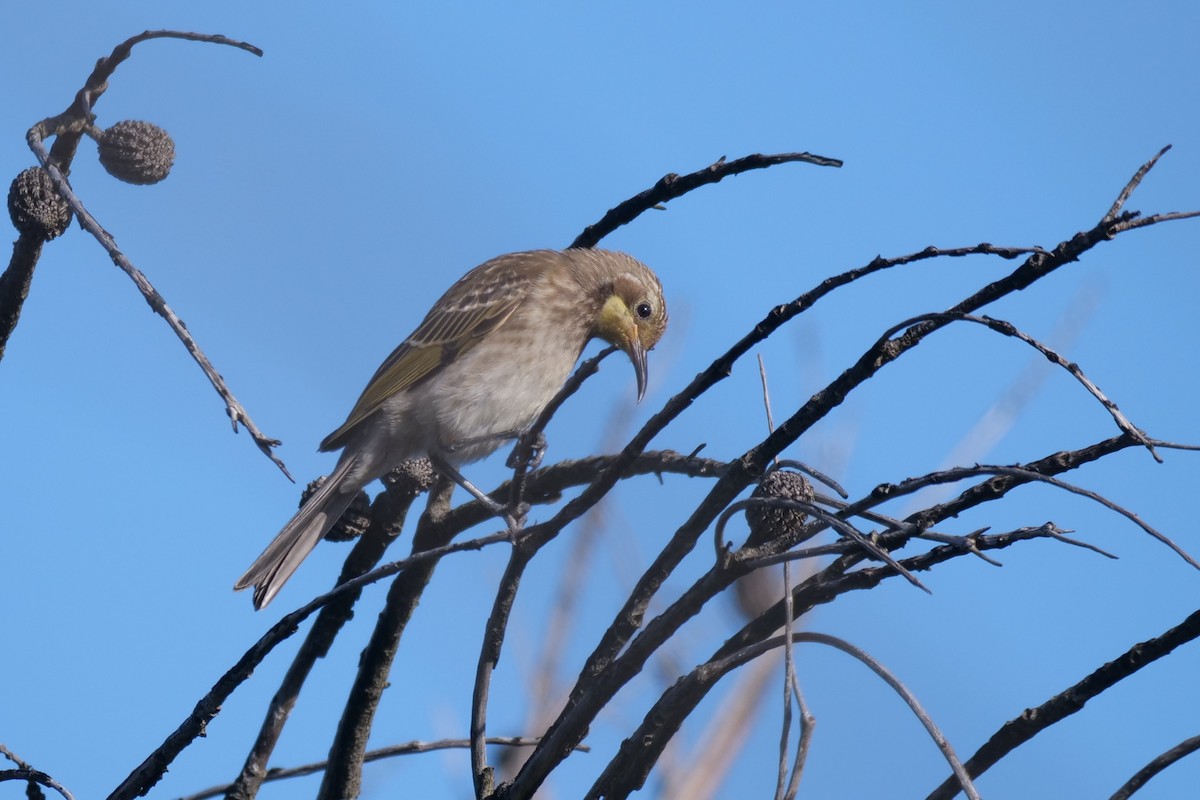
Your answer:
[319,257,539,451]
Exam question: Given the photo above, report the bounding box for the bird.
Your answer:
[235,248,668,609]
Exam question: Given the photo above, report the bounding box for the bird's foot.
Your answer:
[429,453,529,534]
[506,430,547,471]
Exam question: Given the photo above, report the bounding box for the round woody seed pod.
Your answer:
[383,457,437,496]
[745,469,815,547]
[299,478,371,543]
[7,167,72,240]
[97,120,176,185]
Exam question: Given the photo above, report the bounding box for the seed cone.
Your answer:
[745,469,815,548]
[97,120,176,185]
[8,167,72,240]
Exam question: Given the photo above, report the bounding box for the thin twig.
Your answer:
[26,142,291,479]
[21,31,285,477]
[774,562,796,800]
[716,497,930,593]
[585,631,979,800]
[882,311,1159,461]
[182,737,578,800]
[771,633,979,800]
[773,459,848,499]
[782,641,816,800]
[908,464,1198,569]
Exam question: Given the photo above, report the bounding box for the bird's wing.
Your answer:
[319,260,536,451]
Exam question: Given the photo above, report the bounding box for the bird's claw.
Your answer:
[507,431,547,471]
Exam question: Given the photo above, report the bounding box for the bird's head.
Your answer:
[595,270,668,402]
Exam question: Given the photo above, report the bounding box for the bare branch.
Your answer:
[1109,734,1200,800]
[715,497,930,592]
[926,607,1200,800]
[883,311,1160,461]
[16,31,285,476]
[1103,145,1171,223]
[506,164,1199,793]
[317,479,456,800]
[571,152,843,249]
[0,768,76,800]
[0,236,44,361]
[226,461,433,799]
[472,545,535,799]
[185,737,574,800]
[25,142,291,479]
[585,631,979,800]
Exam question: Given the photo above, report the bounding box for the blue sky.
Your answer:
[4,3,1200,799]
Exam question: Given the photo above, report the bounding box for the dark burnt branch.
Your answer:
[0,236,43,360]
[471,545,536,799]
[580,523,1065,799]
[719,434,1141,661]
[926,607,1200,800]
[571,151,843,249]
[225,462,433,800]
[1109,734,1200,800]
[503,151,1197,798]
[0,768,76,800]
[108,489,507,800]
[186,737,571,800]
[317,479,455,800]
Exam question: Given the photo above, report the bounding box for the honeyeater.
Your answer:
[235,248,667,608]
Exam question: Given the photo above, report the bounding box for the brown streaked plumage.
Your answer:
[235,248,667,609]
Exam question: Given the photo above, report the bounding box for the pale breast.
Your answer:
[425,270,593,463]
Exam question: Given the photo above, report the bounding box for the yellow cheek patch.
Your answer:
[595,294,634,345]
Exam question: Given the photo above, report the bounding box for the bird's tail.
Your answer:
[234,456,359,610]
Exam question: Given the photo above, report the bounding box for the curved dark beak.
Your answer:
[629,338,648,402]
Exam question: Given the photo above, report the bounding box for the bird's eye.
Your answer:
[635,301,653,319]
